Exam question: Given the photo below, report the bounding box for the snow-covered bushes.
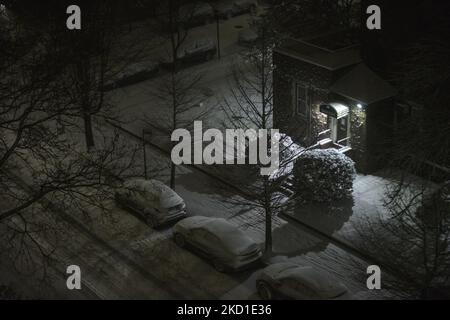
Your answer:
[293,149,356,203]
[270,134,304,180]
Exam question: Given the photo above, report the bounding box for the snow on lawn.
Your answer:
[285,169,438,244]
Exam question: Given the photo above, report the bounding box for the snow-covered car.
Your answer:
[256,262,352,300]
[183,38,216,62]
[173,216,262,272]
[238,28,259,46]
[161,38,216,68]
[213,0,257,19]
[103,61,159,91]
[232,0,258,16]
[180,2,214,28]
[115,179,187,228]
[214,0,234,19]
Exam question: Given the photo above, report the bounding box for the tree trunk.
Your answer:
[264,178,272,254]
[83,111,95,151]
[265,206,272,254]
[170,162,176,190]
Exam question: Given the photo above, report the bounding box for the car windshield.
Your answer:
[159,188,184,209]
[167,203,184,212]
[184,39,213,53]
[204,221,255,254]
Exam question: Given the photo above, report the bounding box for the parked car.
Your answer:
[214,0,234,19]
[173,216,262,272]
[103,61,159,91]
[115,179,187,228]
[213,0,257,19]
[256,262,352,300]
[182,38,217,63]
[161,38,216,68]
[232,0,257,16]
[180,2,214,28]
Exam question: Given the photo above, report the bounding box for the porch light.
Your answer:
[357,103,363,109]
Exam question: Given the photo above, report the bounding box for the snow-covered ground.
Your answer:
[284,170,438,246]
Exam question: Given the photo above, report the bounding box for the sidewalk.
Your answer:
[282,170,438,275]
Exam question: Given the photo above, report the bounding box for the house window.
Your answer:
[295,84,308,117]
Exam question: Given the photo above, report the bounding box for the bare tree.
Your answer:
[0,7,142,277]
[349,20,450,299]
[220,19,303,254]
[147,0,211,189]
[59,1,120,151]
[349,181,450,299]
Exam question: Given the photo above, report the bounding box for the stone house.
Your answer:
[273,33,397,172]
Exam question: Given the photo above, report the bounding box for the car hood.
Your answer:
[230,241,260,256]
[160,190,184,209]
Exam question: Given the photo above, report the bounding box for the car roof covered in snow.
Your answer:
[177,217,256,253]
[215,0,234,11]
[124,179,184,207]
[180,2,213,16]
[183,38,215,53]
[272,263,348,298]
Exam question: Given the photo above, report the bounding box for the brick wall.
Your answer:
[273,51,334,144]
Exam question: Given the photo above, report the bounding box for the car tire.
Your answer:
[213,259,227,273]
[257,281,274,300]
[174,233,186,248]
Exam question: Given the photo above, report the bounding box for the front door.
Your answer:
[329,116,350,146]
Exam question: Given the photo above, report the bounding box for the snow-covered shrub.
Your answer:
[293,149,356,203]
[270,134,304,180]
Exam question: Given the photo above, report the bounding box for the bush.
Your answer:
[293,149,356,203]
